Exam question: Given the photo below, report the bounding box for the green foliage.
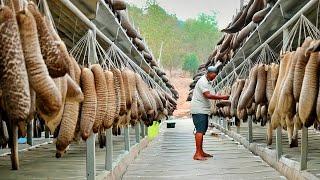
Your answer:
[128,2,222,72]
[182,53,200,74]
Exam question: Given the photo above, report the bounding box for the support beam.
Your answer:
[276,126,283,161]
[145,125,148,136]
[27,120,33,146]
[140,122,145,138]
[86,29,97,180]
[135,122,141,143]
[86,133,96,180]
[300,126,308,170]
[248,116,253,143]
[124,126,130,151]
[45,126,50,139]
[105,128,113,171]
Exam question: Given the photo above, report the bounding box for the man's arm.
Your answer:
[203,91,229,100]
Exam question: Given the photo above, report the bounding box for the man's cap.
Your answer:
[207,66,218,73]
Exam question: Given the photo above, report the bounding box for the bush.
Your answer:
[182,53,200,75]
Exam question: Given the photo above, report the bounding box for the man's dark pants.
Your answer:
[192,114,209,135]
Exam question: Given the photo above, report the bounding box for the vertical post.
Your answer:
[145,125,148,136]
[140,122,145,138]
[105,128,113,171]
[276,126,283,160]
[45,126,50,138]
[124,126,130,151]
[135,122,141,143]
[236,126,240,134]
[248,116,253,143]
[300,126,308,170]
[27,120,33,146]
[86,28,97,180]
[33,119,38,138]
[86,133,96,180]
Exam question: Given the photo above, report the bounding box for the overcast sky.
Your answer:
[126,0,241,29]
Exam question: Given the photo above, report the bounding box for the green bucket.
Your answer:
[148,121,160,140]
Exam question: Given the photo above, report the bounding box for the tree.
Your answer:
[182,53,200,75]
[127,2,222,73]
[182,12,221,63]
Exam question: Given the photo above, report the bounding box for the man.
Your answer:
[190,66,228,161]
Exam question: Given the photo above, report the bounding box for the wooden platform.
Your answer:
[123,119,284,180]
[228,121,320,179]
[0,127,142,180]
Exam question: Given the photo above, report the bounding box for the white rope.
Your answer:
[38,0,58,33]
[69,29,172,95]
[283,14,320,52]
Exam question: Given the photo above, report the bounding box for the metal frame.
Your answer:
[57,0,173,95]
[213,0,318,92]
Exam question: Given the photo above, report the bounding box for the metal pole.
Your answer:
[86,29,97,180]
[145,125,148,136]
[45,126,50,138]
[248,116,253,143]
[140,122,145,138]
[27,120,33,146]
[276,126,282,160]
[135,122,141,143]
[275,28,288,161]
[300,126,308,170]
[105,128,113,171]
[124,126,130,151]
[86,133,96,180]
[236,126,240,134]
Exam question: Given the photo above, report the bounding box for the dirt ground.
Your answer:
[167,70,193,118]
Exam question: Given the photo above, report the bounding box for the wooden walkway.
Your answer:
[229,122,320,179]
[123,119,285,180]
[0,128,140,179]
